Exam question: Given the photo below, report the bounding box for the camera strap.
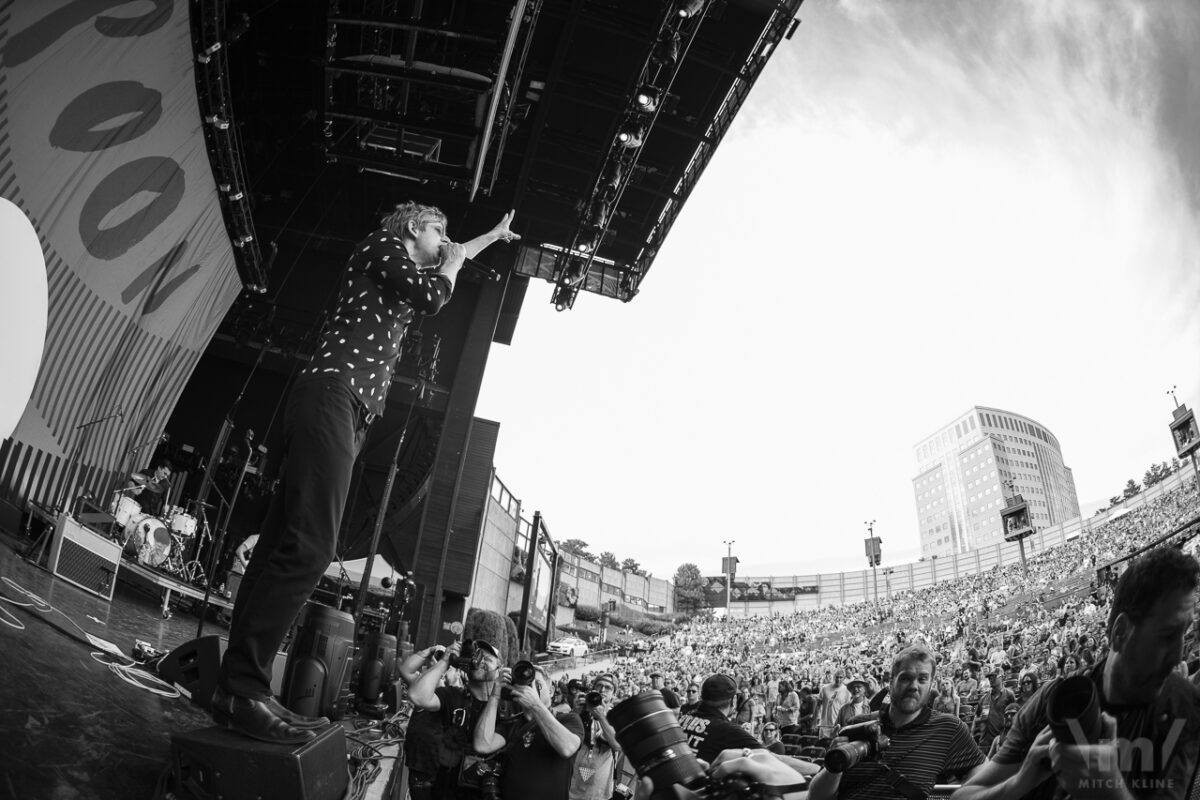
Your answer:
[879,764,927,800]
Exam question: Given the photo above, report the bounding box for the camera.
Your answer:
[501,659,537,700]
[1046,675,1101,744]
[825,721,890,773]
[448,640,496,673]
[458,754,502,800]
[586,690,605,707]
[609,693,774,800]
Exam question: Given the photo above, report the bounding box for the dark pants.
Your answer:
[218,375,370,699]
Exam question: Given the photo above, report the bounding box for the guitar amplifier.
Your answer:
[49,514,121,601]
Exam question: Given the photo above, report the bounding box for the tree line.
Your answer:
[557,538,647,577]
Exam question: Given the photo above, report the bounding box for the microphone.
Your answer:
[463,257,501,282]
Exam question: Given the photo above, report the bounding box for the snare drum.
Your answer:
[169,510,197,538]
[126,513,171,567]
[110,494,141,528]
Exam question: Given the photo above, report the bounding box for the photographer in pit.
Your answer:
[474,661,584,800]
[407,638,505,800]
[570,674,624,800]
[953,546,1200,800]
[679,674,764,763]
[806,644,985,799]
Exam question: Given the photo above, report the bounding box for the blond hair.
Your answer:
[380,201,447,238]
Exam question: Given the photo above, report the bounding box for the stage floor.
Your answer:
[0,525,228,799]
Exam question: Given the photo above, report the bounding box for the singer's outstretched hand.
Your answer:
[489,210,521,244]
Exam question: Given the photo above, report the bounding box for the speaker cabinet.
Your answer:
[282,603,355,721]
[170,723,348,800]
[356,631,397,705]
[159,636,289,708]
[49,514,121,601]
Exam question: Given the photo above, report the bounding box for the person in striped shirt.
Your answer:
[806,644,985,799]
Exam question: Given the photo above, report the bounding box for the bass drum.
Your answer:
[126,513,171,567]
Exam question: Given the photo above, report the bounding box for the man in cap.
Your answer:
[475,662,583,800]
[407,638,505,799]
[836,678,872,729]
[678,673,763,763]
[973,670,1015,754]
[985,703,1021,760]
[568,674,622,800]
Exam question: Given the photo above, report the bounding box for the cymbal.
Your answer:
[144,480,168,493]
[130,472,150,485]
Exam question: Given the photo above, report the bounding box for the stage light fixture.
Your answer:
[677,0,705,18]
[635,85,661,113]
[617,123,645,149]
[586,198,610,228]
[651,30,680,67]
[576,228,601,255]
[601,160,625,198]
[561,257,590,288]
[552,284,574,312]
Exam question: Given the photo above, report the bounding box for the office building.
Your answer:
[912,406,1079,558]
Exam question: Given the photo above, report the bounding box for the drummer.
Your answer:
[127,459,173,517]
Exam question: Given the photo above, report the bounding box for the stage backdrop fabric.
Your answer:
[0,0,243,513]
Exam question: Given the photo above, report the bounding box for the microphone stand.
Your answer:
[55,409,123,516]
[195,336,270,513]
[196,440,255,638]
[351,421,407,644]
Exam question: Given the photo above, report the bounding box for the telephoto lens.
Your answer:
[608,692,707,800]
[511,660,537,687]
[586,691,604,706]
[1047,675,1102,744]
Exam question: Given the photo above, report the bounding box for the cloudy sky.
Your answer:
[476,0,1200,582]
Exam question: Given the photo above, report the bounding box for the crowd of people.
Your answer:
[395,478,1200,799]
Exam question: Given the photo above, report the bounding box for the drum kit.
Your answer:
[110,472,209,585]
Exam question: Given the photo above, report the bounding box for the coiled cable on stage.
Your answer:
[1,574,180,697]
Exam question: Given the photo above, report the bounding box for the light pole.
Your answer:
[865,520,878,604]
[722,539,735,618]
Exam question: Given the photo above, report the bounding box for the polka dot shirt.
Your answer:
[301,229,452,416]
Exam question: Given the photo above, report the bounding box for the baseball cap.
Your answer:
[701,673,739,704]
[593,674,617,690]
[472,640,501,659]
[1004,703,1021,715]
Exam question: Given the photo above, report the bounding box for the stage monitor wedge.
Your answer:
[170,724,347,800]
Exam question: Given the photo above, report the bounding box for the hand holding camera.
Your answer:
[500,660,539,709]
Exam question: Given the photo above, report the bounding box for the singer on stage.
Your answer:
[213,202,520,744]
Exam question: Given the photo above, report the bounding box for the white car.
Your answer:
[547,637,589,657]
